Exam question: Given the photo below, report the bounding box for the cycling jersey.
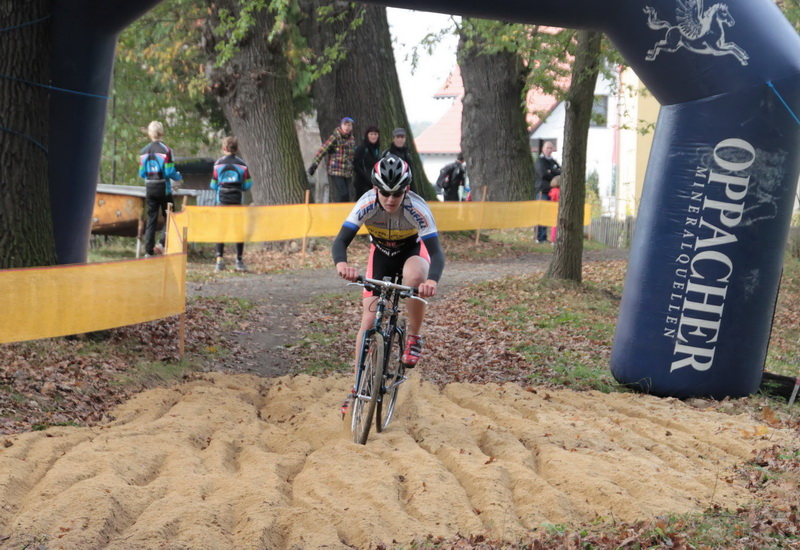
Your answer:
[333,189,444,282]
[342,189,437,255]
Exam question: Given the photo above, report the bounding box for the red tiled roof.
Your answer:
[433,65,463,98]
[415,99,462,154]
[416,69,560,155]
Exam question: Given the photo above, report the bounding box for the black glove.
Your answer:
[308,163,318,176]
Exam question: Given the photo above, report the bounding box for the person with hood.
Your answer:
[353,125,381,199]
[308,117,356,202]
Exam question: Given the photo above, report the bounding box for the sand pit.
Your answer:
[0,372,787,549]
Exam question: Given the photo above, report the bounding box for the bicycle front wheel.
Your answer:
[377,317,405,433]
[352,333,384,445]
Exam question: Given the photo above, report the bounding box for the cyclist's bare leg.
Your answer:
[402,255,430,335]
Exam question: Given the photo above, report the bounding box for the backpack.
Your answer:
[435,165,452,191]
[144,152,164,180]
[217,167,241,185]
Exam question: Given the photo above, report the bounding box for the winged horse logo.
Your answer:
[643,0,749,65]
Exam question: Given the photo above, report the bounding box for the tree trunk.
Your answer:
[545,30,603,282]
[458,25,536,202]
[0,1,57,268]
[302,1,434,200]
[203,1,307,206]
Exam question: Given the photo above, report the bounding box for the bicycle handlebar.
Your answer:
[348,276,429,305]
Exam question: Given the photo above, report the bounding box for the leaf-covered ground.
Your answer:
[4,233,800,548]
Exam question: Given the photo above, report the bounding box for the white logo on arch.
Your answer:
[643,0,749,66]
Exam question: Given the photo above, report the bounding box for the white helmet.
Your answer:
[372,154,412,193]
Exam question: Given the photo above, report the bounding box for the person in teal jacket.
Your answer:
[138,120,183,256]
[210,136,254,272]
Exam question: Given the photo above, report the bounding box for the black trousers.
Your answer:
[330,175,351,202]
[216,242,244,259]
[535,191,551,242]
[144,188,173,255]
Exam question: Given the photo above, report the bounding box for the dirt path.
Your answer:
[187,249,629,377]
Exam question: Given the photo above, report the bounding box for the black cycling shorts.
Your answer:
[363,240,430,297]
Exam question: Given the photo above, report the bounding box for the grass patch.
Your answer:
[114,357,203,388]
[87,236,139,263]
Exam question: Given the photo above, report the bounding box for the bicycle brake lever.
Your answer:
[401,291,428,305]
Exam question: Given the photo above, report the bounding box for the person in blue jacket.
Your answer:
[138,120,183,256]
[210,136,254,272]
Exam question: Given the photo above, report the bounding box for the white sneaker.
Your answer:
[215,258,225,272]
[235,258,247,272]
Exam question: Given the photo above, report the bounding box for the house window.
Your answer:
[591,96,608,127]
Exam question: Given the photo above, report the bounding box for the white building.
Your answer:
[415,66,658,218]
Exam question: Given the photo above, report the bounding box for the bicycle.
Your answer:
[343,276,427,445]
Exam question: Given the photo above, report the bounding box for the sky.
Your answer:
[386,8,459,126]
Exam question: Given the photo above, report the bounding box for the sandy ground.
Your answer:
[0,371,789,550]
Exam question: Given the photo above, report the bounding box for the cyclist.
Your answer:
[332,154,445,368]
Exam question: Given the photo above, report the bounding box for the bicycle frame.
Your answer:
[348,275,426,443]
[354,276,406,394]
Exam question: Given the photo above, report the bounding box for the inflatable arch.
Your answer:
[52,0,800,399]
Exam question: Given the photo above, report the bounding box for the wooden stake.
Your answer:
[164,202,174,254]
[474,186,488,244]
[179,226,188,360]
[301,189,311,262]
[136,219,144,258]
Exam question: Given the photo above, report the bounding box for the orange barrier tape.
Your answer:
[0,254,186,344]
[167,200,589,252]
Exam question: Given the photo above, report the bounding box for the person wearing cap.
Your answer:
[308,117,356,202]
[381,127,415,192]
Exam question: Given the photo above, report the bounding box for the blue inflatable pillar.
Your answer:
[358,0,800,398]
[605,1,800,398]
[50,0,161,264]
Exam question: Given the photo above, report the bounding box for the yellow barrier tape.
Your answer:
[167,200,589,252]
[0,254,186,344]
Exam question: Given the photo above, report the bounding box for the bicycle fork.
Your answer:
[341,328,377,419]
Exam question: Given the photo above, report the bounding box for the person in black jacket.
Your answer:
[439,153,467,201]
[382,128,415,193]
[534,141,561,243]
[353,125,381,198]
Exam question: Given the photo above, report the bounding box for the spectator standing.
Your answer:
[211,136,253,272]
[438,153,467,201]
[548,175,561,243]
[353,125,381,199]
[382,127,415,193]
[534,141,561,244]
[138,120,182,257]
[308,117,356,202]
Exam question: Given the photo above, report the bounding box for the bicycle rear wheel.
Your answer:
[352,334,384,445]
[377,318,405,432]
